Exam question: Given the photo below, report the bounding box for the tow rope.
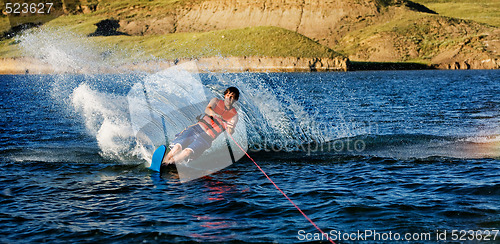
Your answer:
[227,133,335,244]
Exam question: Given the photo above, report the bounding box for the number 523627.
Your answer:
[5,2,54,14]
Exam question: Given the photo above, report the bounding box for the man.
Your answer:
[161,87,239,166]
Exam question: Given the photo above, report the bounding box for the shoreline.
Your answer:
[0,56,498,74]
[0,56,349,74]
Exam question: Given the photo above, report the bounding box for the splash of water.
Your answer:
[71,84,138,160]
[16,27,146,160]
[17,27,105,73]
[225,73,332,152]
[15,27,341,161]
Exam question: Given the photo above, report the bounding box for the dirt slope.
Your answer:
[113,0,499,69]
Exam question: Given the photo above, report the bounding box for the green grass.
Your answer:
[0,38,22,57]
[1,0,340,61]
[335,10,425,55]
[0,17,9,34]
[0,26,341,62]
[411,0,500,27]
[33,0,205,36]
[93,26,341,62]
[335,8,491,63]
[42,14,103,34]
[0,0,202,35]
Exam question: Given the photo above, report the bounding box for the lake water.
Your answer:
[1,70,499,243]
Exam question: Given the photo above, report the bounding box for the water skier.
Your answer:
[161,87,240,166]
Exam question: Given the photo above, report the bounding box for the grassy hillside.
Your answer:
[0,17,9,34]
[336,7,494,64]
[0,0,343,62]
[0,0,178,35]
[411,0,500,27]
[1,0,498,69]
[0,25,341,62]
[94,26,342,61]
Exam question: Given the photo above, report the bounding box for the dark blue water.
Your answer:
[1,70,499,243]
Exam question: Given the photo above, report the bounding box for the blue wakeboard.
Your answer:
[149,145,166,172]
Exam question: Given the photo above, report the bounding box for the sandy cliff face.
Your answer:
[117,0,384,46]
[175,0,381,47]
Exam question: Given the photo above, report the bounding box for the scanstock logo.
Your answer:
[127,62,248,182]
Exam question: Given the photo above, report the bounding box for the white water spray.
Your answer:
[15,27,341,162]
